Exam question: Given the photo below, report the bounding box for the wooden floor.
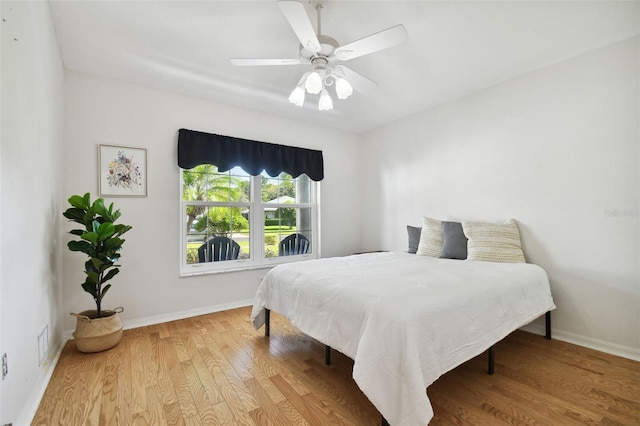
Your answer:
[33,306,640,425]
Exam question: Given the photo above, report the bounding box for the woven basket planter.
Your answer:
[71,307,124,353]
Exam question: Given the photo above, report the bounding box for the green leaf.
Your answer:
[81,231,98,245]
[110,208,122,222]
[113,224,132,235]
[90,257,105,271]
[82,212,95,228]
[100,284,112,300]
[104,237,124,251]
[96,222,115,241]
[85,270,99,284]
[68,240,93,254]
[63,207,87,223]
[81,280,98,299]
[68,193,90,210]
[102,268,119,283]
[93,198,108,217]
[84,259,97,273]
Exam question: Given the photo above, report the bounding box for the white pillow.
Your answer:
[416,216,442,257]
[462,219,525,263]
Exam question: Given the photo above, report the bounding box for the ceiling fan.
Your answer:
[230,0,408,111]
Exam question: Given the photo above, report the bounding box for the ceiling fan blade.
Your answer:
[334,24,408,61]
[230,58,308,66]
[334,65,377,94]
[278,1,321,53]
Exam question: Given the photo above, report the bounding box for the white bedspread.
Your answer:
[251,252,555,425]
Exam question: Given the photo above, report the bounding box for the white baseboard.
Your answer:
[520,323,640,362]
[63,299,254,340]
[17,338,66,426]
[552,329,640,362]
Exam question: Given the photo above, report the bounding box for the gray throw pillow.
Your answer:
[440,221,467,260]
[407,225,421,254]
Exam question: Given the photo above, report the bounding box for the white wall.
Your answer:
[63,72,363,333]
[0,1,65,424]
[362,37,639,359]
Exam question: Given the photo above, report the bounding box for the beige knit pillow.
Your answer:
[416,216,443,257]
[462,219,525,263]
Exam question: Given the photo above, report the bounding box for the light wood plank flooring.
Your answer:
[33,307,640,425]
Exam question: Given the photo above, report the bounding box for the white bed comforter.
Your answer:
[251,252,555,425]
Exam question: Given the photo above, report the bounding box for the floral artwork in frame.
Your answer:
[98,144,147,197]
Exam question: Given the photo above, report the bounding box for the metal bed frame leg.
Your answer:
[265,308,331,366]
[545,311,552,340]
[485,311,551,376]
[487,346,495,375]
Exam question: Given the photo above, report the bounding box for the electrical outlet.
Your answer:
[2,353,7,380]
[38,325,49,366]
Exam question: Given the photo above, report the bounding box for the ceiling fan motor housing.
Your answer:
[300,35,339,64]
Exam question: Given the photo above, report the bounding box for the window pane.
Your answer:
[227,167,251,202]
[186,205,250,263]
[204,206,247,235]
[233,205,250,259]
[263,207,281,258]
[262,172,295,203]
[185,217,204,264]
[264,207,312,257]
[295,174,311,204]
[183,165,250,202]
[183,165,214,202]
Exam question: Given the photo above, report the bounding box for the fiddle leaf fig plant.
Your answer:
[63,193,132,318]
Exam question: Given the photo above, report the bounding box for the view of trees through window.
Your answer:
[181,165,314,269]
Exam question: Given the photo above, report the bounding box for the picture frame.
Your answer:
[98,144,148,197]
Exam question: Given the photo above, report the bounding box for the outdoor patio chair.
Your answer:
[198,236,240,262]
[279,233,310,256]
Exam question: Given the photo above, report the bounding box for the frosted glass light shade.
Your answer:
[318,89,333,111]
[305,71,323,94]
[335,78,353,100]
[288,86,305,107]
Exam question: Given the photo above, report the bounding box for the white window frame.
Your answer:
[180,170,319,276]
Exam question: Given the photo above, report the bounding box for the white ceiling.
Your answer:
[49,0,640,134]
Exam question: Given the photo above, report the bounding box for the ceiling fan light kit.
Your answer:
[288,85,306,107]
[318,88,333,111]
[304,68,324,95]
[335,77,353,100]
[231,1,408,111]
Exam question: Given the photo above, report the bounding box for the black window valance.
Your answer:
[177,129,324,181]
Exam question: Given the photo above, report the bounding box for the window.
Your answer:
[181,165,318,275]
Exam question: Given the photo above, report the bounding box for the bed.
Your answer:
[250,251,555,425]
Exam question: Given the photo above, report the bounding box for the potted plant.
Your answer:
[63,192,132,352]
